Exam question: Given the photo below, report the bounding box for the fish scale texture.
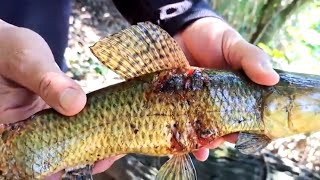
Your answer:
[205,70,265,133]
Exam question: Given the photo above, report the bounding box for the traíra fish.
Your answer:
[1,22,320,180]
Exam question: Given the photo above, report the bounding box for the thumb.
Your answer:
[222,28,280,86]
[0,22,86,116]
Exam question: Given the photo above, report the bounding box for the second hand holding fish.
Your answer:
[173,17,280,161]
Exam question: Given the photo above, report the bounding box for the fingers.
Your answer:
[193,133,239,161]
[92,155,125,174]
[178,17,279,86]
[221,25,280,86]
[0,90,47,123]
[192,148,209,161]
[193,137,224,161]
[44,171,63,180]
[226,40,280,85]
[176,18,229,69]
[204,137,225,149]
[45,155,125,180]
[222,133,238,143]
[0,22,86,116]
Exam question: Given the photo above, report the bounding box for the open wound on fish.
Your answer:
[156,154,197,180]
[235,132,271,154]
[89,22,190,80]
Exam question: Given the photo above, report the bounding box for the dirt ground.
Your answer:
[65,0,129,93]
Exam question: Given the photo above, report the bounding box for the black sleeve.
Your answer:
[113,0,221,36]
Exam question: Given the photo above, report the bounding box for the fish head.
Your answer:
[263,87,320,139]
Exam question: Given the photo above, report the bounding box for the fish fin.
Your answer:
[156,154,197,180]
[235,132,271,154]
[90,22,190,80]
[62,164,93,180]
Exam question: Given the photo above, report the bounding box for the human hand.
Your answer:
[174,17,280,161]
[0,20,121,178]
[0,20,86,123]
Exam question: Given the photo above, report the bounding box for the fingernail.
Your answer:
[261,60,274,72]
[59,88,82,110]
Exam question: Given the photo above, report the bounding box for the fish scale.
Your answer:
[207,72,263,133]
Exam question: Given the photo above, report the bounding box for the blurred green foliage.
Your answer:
[209,0,320,74]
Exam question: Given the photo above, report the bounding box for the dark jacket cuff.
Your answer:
[158,0,220,35]
[113,0,220,36]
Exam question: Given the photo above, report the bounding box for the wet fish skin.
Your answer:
[1,67,319,179]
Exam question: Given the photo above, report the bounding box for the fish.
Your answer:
[0,22,320,180]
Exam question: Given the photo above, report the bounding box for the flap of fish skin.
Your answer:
[90,22,190,80]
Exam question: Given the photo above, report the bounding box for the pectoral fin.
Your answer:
[156,154,197,180]
[90,22,190,80]
[235,132,271,154]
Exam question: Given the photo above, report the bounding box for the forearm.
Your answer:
[113,0,220,36]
